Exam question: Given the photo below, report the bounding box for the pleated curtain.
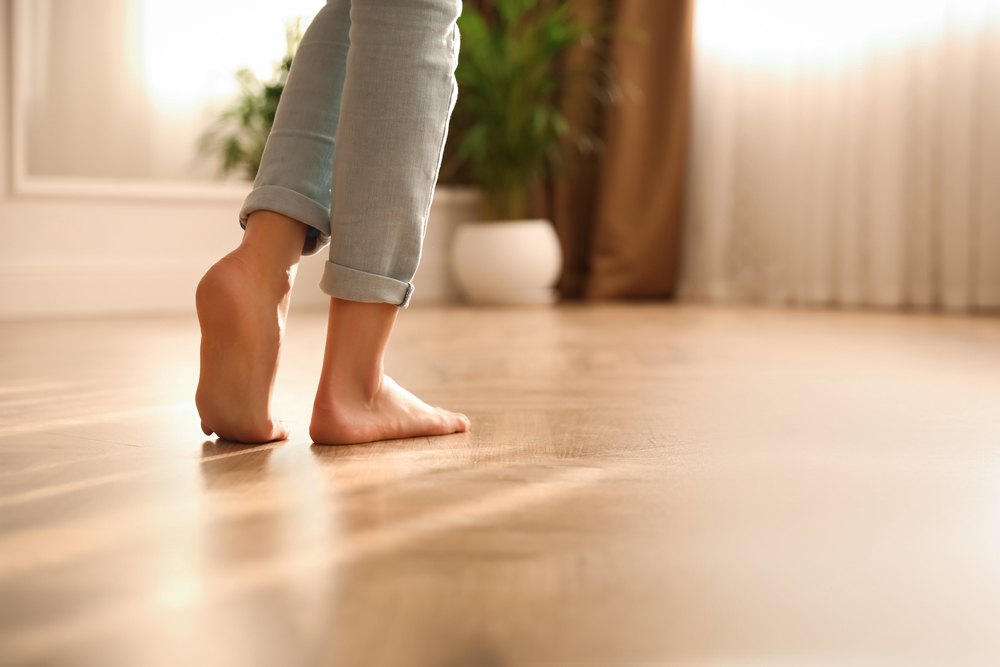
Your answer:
[553,0,695,300]
[681,0,1000,310]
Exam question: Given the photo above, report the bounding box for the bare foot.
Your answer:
[309,298,470,445]
[195,211,307,443]
[311,374,470,445]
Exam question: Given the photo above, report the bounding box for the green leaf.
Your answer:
[450,0,613,214]
[197,22,305,180]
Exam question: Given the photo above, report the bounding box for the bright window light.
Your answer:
[139,0,325,110]
[695,0,1000,65]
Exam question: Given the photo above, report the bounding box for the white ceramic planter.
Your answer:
[450,219,562,305]
[408,186,480,305]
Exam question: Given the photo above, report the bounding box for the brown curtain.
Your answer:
[552,0,695,300]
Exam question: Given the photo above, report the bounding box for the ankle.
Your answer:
[227,243,298,294]
[316,298,398,404]
[241,210,309,272]
[327,364,384,404]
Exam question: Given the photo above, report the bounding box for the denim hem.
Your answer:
[239,186,332,256]
[320,261,414,308]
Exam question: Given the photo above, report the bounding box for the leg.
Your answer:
[197,1,352,443]
[239,0,353,253]
[310,0,468,444]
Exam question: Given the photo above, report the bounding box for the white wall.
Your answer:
[0,2,477,320]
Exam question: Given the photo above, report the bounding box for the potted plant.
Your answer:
[447,0,608,304]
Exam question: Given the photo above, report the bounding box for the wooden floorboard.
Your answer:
[1,304,1000,666]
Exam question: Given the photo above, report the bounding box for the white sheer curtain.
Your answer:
[681,0,1000,310]
[24,0,323,181]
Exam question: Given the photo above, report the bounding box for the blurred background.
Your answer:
[0,0,997,318]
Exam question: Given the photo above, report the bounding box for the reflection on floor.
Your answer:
[1,304,1000,666]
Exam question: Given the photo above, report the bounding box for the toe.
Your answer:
[452,412,471,432]
[271,419,291,442]
[201,422,213,436]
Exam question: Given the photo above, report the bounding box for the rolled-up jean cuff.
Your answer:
[320,261,414,307]
[239,186,332,256]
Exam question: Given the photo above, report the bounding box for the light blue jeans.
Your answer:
[239,0,461,307]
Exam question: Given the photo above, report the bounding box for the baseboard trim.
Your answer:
[0,259,214,319]
[0,187,481,320]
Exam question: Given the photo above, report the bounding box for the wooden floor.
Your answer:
[2,304,1000,667]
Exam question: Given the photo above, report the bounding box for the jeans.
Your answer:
[239,0,461,307]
